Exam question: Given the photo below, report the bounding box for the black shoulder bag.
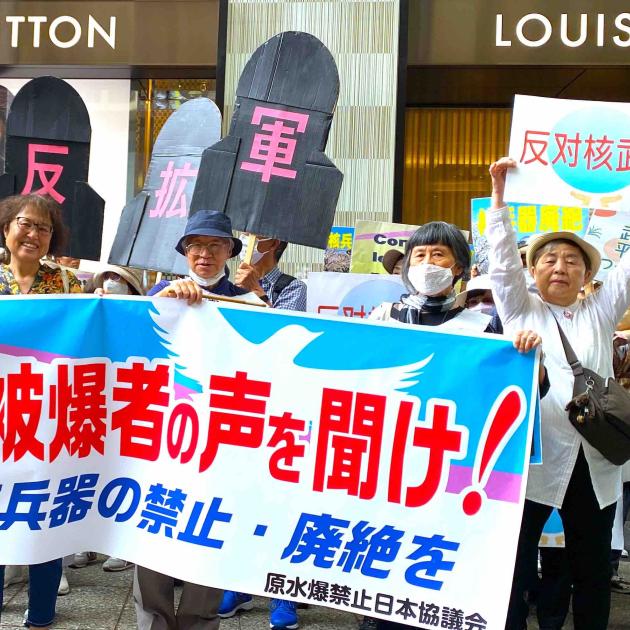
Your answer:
[271,273,296,305]
[553,317,630,465]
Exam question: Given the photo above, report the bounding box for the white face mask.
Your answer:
[188,268,225,288]
[238,235,269,264]
[103,278,130,295]
[407,263,454,296]
[468,302,495,316]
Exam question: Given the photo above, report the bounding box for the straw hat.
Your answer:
[93,265,145,296]
[526,231,601,277]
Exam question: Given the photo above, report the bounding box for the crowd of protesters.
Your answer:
[0,154,629,630]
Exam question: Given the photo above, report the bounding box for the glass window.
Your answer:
[402,108,512,230]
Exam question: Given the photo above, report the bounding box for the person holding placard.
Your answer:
[488,157,630,630]
[224,233,306,629]
[234,234,306,311]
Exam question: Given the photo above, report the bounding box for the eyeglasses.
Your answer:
[184,241,229,256]
[14,216,53,236]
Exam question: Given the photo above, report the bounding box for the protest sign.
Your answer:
[0,76,104,260]
[505,94,630,210]
[471,197,590,274]
[0,295,537,629]
[307,271,404,319]
[582,208,630,280]
[350,220,420,274]
[109,98,221,275]
[191,32,343,250]
[324,226,354,272]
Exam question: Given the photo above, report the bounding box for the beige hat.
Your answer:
[93,265,145,296]
[526,232,601,277]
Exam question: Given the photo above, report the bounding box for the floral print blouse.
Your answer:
[0,263,82,295]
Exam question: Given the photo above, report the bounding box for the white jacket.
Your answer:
[487,206,630,508]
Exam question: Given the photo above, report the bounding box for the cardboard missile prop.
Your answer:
[0,76,104,260]
[109,98,221,275]
[191,31,343,250]
[0,87,13,177]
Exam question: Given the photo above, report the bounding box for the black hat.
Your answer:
[175,210,242,257]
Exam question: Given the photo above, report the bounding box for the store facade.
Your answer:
[3,1,630,266]
[403,0,630,230]
[0,0,220,260]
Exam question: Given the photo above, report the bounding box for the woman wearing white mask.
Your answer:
[91,265,145,296]
[370,222,504,334]
[370,221,549,630]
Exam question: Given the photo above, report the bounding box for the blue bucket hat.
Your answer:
[175,210,242,257]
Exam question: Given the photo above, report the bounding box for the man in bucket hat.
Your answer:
[148,210,247,303]
[136,211,245,630]
[488,157,630,630]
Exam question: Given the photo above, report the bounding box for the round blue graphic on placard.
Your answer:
[550,107,630,194]
[340,279,404,317]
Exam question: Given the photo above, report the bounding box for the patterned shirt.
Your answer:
[0,263,82,295]
[260,266,307,312]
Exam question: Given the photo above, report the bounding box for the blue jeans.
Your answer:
[0,559,62,627]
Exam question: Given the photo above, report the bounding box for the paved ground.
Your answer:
[1,553,629,629]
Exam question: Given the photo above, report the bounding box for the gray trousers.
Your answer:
[134,565,223,630]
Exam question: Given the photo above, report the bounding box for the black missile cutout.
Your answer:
[190,31,343,250]
[0,76,104,261]
[109,98,222,275]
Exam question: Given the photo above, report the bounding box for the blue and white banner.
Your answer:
[307,271,404,319]
[0,296,539,629]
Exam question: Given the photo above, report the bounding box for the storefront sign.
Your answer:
[409,0,630,65]
[0,1,219,67]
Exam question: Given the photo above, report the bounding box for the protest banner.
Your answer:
[307,271,404,319]
[582,208,630,280]
[471,197,590,274]
[191,32,343,250]
[324,226,354,272]
[350,220,420,274]
[0,295,538,629]
[109,98,221,275]
[0,76,104,260]
[505,94,630,210]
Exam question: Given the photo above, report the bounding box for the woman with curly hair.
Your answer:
[0,193,80,629]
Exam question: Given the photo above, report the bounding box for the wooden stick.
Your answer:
[201,292,267,307]
[163,286,266,307]
[243,234,257,265]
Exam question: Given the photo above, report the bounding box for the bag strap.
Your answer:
[271,273,295,305]
[547,308,586,386]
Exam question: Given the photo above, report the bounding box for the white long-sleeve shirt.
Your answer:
[487,206,630,508]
